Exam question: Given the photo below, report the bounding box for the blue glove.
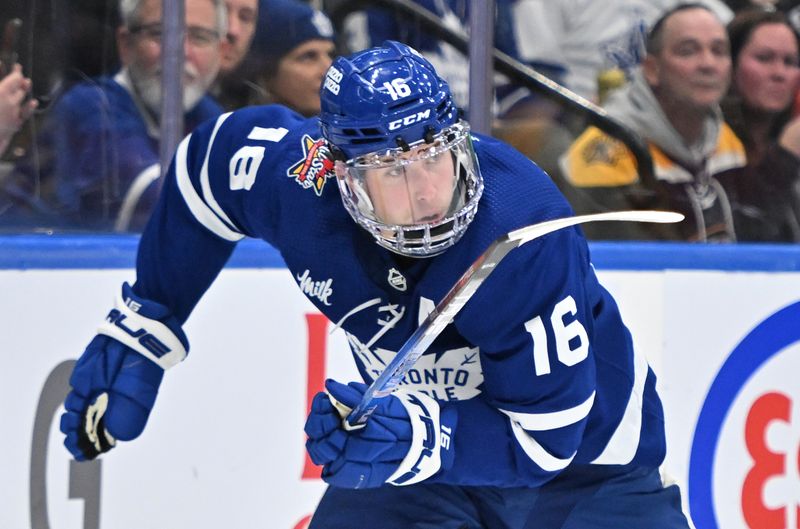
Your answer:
[60,283,189,461]
[305,379,456,489]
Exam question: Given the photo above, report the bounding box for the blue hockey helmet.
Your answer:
[319,41,483,258]
[319,40,459,160]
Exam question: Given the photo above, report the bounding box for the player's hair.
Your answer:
[645,3,717,55]
[119,0,227,36]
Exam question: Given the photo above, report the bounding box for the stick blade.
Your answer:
[509,210,684,246]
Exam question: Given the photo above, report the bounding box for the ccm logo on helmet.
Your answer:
[388,110,431,131]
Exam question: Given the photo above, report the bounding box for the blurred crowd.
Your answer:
[0,0,798,243]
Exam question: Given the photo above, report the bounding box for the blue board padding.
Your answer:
[1,235,799,271]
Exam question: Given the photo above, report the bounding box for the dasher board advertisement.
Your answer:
[1,238,798,529]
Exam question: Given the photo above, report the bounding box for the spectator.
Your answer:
[9,0,226,232]
[340,0,560,118]
[720,9,800,241]
[723,0,800,36]
[342,0,473,109]
[0,64,37,157]
[219,0,258,75]
[724,0,780,12]
[559,3,747,241]
[511,0,733,103]
[213,0,259,110]
[243,0,336,117]
[0,63,40,226]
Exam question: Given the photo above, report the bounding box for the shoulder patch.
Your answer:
[287,135,335,195]
[581,134,624,167]
[562,128,639,187]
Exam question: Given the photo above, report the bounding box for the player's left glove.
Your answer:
[304,379,457,489]
[60,282,189,461]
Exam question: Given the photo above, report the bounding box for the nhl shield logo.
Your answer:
[387,268,407,291]
[287,135,335,195]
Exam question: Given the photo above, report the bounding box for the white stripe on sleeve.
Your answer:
[499,391,595,431]
[591,343,648,465]
[508,419,575,472]
[175,133,244,242]
[200,112,239,229]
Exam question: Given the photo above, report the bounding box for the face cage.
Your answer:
[336,122,484,257]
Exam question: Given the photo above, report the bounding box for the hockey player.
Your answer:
[60,41,691,528]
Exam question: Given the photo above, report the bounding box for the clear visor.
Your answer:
[337,123,472,226]
[335,121,483,257]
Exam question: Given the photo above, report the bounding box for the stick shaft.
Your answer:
[345,210,682,427]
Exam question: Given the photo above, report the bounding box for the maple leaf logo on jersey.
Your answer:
[287,135,335,196]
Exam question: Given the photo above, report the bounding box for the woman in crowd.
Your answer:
[242,0,337,117]
[721,8,800,241]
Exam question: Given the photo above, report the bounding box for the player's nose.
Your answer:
[410,169,440,203]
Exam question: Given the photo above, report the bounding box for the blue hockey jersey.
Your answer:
[134,104,666,487]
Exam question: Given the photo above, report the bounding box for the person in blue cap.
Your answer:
[242,0,337,116]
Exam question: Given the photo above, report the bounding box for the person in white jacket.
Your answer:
[511,0,733,102]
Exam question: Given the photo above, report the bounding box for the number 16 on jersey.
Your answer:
[345,210,684,429]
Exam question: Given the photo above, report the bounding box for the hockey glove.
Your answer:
[304,379,456,489]
[60,283,189,461]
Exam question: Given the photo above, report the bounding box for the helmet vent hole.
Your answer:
[387,99,417,111]
[352,138,380,145]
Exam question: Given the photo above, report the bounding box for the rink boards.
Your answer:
[1,236,799,529]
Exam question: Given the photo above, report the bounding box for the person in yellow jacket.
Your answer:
[560,3,746,241]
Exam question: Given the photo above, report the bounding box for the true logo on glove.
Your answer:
[391,394,436,485]
[105,309,172,359]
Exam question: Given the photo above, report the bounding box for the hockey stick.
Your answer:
[344,209,683,428]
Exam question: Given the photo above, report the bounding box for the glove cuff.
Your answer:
[96,283,189,370]
[386,391,456,486]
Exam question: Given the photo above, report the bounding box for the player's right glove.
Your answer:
[305,380,457,489]
[60,283,189,461]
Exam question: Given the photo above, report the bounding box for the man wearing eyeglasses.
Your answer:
[6,0,226,232]
[120,0,226,117]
